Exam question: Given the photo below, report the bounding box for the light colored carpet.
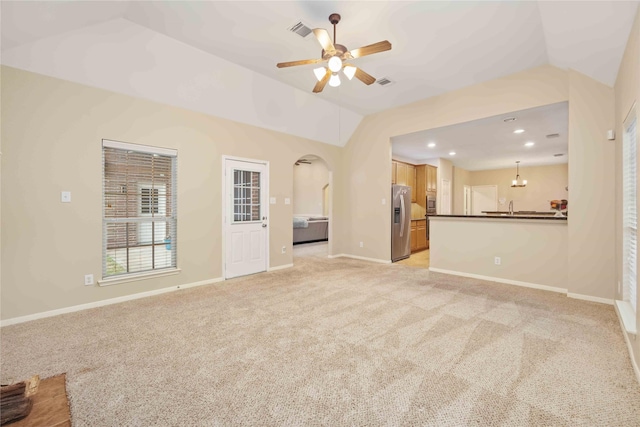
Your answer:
[2,245,640,426]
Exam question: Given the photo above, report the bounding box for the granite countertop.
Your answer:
[429,214,567,221]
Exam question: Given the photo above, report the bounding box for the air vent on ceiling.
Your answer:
[546,133,560,139]
[554,153,564,157]
[288,21,313,38]
[376,77,395,87]
[503,117,517,122]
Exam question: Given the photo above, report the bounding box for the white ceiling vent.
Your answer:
[546,133,560,139]
[376,77,395,87]
[288,21,313,38]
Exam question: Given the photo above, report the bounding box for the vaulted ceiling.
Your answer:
[2,1,638,117]
[1,1,638,169]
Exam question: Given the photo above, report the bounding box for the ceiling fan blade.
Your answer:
[277,58,325,68]
[354,67,376,85]
[348,40,392,59]
[312,28,336,55]
[313,69,331,93]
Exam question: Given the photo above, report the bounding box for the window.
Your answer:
[102,139,177,279]
[622,107,637,314]
[233,170,261,222]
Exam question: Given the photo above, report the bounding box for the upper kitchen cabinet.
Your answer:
[396,161,408,186]
[408,165,416,202]
[392,160,418,203]
[391,161,397,184]
[416,165,426,203]
[426,165,437,193]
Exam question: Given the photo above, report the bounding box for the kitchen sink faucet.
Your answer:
[508,200,514,215]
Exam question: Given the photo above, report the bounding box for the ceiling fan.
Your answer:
[277,13,392,93]
[295,159,312,166]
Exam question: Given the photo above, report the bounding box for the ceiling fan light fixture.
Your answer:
[328,56,342,73]
[329,73,341,87]
[313,67,326,82]
[343,65,356,80]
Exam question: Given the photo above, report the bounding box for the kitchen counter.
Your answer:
[431,214,567,221]
[429,215,568,291]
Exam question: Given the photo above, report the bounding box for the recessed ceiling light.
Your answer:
[503,117,517,122]
[525,142,535,147]
[514,129,525,134]
[427,142,436,148]
[449,151,456,156]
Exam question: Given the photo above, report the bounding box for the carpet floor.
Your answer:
[2,244,640,426]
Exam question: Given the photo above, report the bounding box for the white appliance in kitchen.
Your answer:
[391,185,411,262]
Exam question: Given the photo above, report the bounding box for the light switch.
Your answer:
[382,198,386,205]
[61,191,71,203]
[270,197,276,205]
[284,198,291,205]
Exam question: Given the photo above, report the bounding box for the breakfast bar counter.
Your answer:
[428,214,568,292]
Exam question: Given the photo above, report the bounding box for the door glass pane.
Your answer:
[233,169,261,222]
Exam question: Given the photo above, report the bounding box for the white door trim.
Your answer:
[222,155,270,279]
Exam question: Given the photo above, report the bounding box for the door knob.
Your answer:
[262,224,267,228]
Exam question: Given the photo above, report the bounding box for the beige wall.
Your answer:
[614,8,640,379]
[567,69,616,301]
[342,65,569,261]
[437,158,454,214]
[0,66,343,320]
[293,160,329,216]
[343,63,618,303]
[430,217,568,290]
[453,167,471,215]
[470,164,568,212]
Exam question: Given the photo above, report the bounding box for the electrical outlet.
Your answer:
[359,242,364,248]
[84,274,94,286]
[282,246,286,254]
[494,257,501,265]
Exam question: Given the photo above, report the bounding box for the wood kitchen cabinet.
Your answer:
[396,162,408,186]
[416,220,427,250]
[411,219,427,252]
[426,165,438,191]
[426,165,437,192]
[407,165,416,202]
[416,165,426,204]
[410,221,418,252]
[391,161,397,184]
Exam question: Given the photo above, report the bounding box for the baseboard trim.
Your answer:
[328,254,391,264]
[428,268,567,294]
[613,301,640,385]
[268,263,293,272]
[567,293,614,305]
[0,277,224,327]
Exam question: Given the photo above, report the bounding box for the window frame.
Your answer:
[622,105,638,315]
[100,139,179,285]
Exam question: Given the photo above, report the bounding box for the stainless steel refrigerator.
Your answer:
[391,185,411,262]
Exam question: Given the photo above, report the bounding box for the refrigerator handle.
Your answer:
[400,194,406,237]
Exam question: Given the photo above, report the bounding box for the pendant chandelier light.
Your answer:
[511,161,527,187]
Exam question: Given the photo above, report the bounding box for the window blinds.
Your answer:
[623,111,637,313]
[102,140,177,279]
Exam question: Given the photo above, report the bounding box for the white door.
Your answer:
[463,185,471,215]
[472,185,498,214]
[224,158,268,279]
